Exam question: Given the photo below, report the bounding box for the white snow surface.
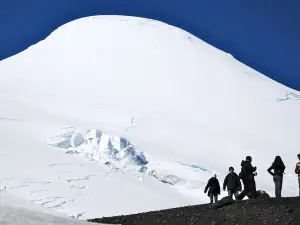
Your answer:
[0,15,300,220]
[0,192,103,224]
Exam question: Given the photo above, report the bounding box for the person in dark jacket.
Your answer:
[223,166,241,200]
[204,173,220,203]
[238,156,257,200]
[295,154,300,196]
[267,156,285,198]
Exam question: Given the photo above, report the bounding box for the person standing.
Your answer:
[267,156,285,198]
[223,166,241,200]
[204,173,220,203]
[238,156,257,200]
[295,154,300,196]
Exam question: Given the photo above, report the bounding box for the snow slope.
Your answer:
[0,15,300,220]
[0,192,105,224]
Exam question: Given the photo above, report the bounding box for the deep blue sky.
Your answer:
[1,0,300,90]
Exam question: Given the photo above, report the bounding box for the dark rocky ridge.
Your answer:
[87,196,300,225]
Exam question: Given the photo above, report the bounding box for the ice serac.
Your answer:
[52,128,148,167]
[0,15,299,219]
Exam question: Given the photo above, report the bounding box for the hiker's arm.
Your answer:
[267,166,275,176]
[223,175,228,190]
[204,179,210,193]
[217,180,221,195]
[237,176,242,190]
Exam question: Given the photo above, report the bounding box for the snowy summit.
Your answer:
[0,15,299,221]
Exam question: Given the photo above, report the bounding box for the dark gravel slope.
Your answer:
[88,197,300,225]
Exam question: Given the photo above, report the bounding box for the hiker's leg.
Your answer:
[298,178,300,197]
[251,181,257,198]
[238,189,246,200]
[249,189,256,199]
[209,193,213,203]
[246,182,256,199]
[252,180,257,197]
[234,190,239,200]
[214,194,218,203]
[273,176,280,198]
[278,176,283,198]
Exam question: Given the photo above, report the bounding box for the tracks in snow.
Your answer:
[31,197,76,209]
[0,163,97,214]
[277,93,300,102]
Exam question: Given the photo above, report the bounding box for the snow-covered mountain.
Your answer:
[0,15,299,220]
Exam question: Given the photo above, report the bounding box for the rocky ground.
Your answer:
[88,196,300,225]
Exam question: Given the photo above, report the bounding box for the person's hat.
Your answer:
[229,166,234,171]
